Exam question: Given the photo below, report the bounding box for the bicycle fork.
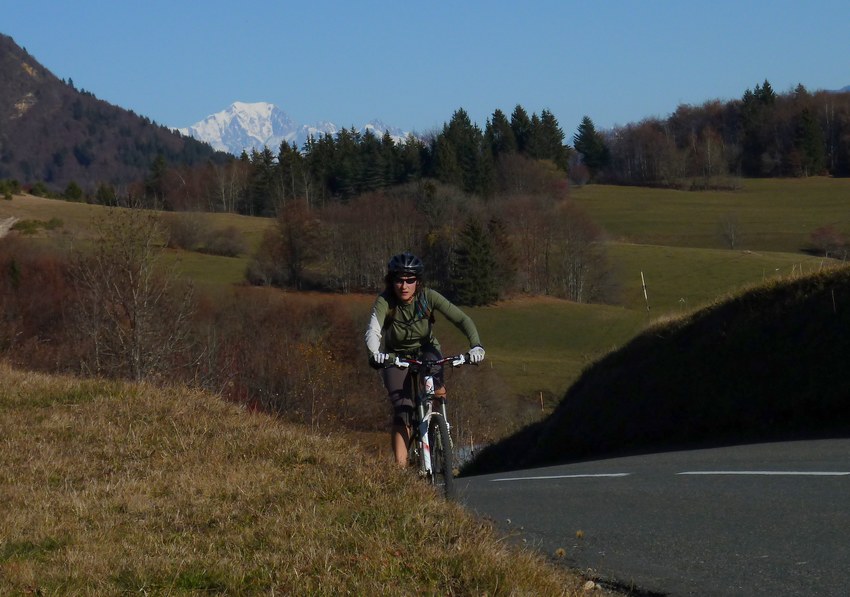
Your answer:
[416,374,452,476]
[416,375,436,476]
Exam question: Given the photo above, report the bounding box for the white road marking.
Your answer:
[678,471,850,476]
[489,470,850,482]
[492,473,631,482]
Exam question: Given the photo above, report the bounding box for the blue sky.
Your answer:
[4,1,849,138]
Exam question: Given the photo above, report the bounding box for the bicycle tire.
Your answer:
[428,414,456,500]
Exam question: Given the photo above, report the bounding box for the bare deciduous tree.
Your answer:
[720,212,741,250]
[552,201,609,303]
[70,208,195,381]
[208,160,249,212]
[810,224,848,259]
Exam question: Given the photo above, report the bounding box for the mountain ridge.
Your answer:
[177,101,412,155]
[0,32,227,191]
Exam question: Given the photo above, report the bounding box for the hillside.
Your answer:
[0,363,599,595]
[464,265,850,474]
[0,33,228,191]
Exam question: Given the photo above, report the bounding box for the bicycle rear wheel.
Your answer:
[428,414,455,500]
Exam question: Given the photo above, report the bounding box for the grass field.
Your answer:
[2,178,847,400]
[573,177,850,252]
[608,242,833,312]
[442,298,647,398]
[0,364,594,595]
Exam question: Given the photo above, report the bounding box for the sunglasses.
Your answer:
[394,277,418,286]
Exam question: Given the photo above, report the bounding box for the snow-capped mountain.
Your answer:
[177,102,410,155]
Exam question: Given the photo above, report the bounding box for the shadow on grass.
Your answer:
[463,265,850,475]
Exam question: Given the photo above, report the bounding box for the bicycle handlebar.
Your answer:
[386,353,473,369]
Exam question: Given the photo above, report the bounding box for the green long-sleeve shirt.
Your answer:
[364,287,481,355]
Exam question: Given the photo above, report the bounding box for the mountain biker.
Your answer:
[365,251,485,466]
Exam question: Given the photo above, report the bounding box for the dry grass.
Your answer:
[0,363,594,595]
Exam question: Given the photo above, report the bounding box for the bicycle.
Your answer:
[387,353,472,500]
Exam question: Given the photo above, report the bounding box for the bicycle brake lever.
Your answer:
[393,357,410,368]
[451,355,466,367]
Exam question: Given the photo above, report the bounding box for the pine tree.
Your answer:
[739,80,778,176]
[247,147,276,215]
[450,218,499,306]
[485,109,517,158]
[510,105,533,154]
[794,107,825,176]
[537,109,570,171]
[435,108,490,195]
[434,135,462,188]
[397,134,426,182]
[277,141,304,206]
[144,154,167,207]
[527,113,544,159]
[357,128,385,193]
[573,116,610,178]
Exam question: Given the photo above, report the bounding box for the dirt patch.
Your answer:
[0,216,19,238]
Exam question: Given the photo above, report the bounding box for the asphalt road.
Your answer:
[457,439,850,596]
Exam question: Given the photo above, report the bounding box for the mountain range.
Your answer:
[0,32,411,190]
[177,102,412,156]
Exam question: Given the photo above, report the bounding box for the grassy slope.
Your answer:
[0,364,591,595]
[608,242,830,312]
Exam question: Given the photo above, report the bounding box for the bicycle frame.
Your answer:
[410,366,450,477]
[392,353,468,499]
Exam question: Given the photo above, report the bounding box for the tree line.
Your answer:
[585,81,850,188]
[9,72,850,206]
[117,104,572,215]
[27,81,850,212]
[239,179,612,306]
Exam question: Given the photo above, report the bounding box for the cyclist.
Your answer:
[365,251,485,466]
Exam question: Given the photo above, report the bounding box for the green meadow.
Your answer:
[572,177,850,252]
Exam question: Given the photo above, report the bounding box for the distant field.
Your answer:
[163,249,250,291]
[573,177,850,253]
[0,195,273,250]
[0,194,105,239]
[436,297,647,398]
[608,242,835,312]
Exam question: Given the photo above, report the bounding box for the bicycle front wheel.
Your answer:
[428,414,455,500]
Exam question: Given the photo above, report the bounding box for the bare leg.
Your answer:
[392,423,411,466]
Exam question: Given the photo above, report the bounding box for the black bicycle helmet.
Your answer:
[387,252,424,277]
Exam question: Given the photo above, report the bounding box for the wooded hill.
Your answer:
[595,80,850,187]
[0,33,228,193]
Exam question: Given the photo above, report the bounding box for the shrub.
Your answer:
[246,228,287,286]
[0,237,80,369]
[29,182,51,197]
[163,214,208,250]
[10,218,64,235]
[810,225,848,259]
[201,226,247,257]
[64,181,83,202]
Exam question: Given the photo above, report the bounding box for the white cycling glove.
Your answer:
[371,352,389,365]
[468,345,485,364]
